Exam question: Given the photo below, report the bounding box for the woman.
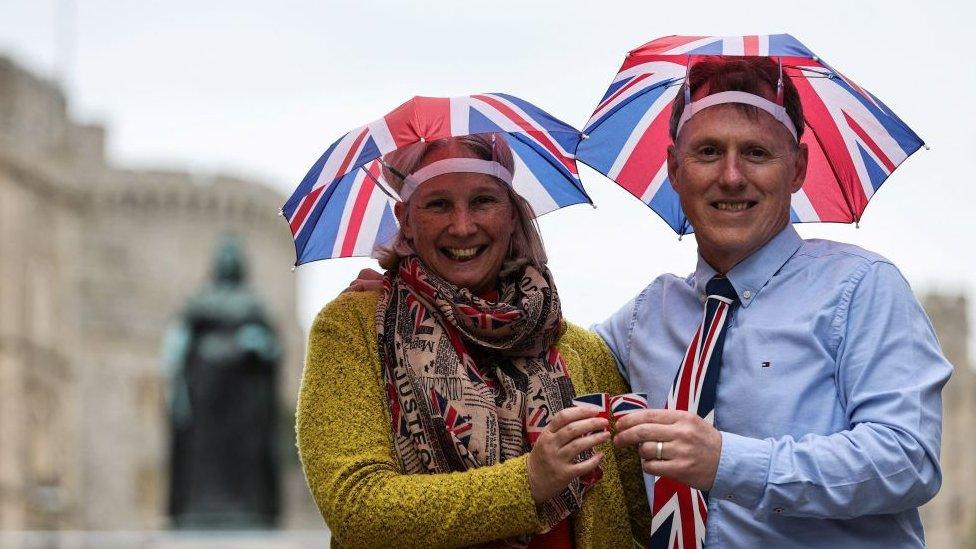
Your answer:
[296,133,649,548]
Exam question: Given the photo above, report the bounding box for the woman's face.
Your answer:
[396,143,516,294]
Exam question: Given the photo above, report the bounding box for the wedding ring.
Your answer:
[656,441,664,461]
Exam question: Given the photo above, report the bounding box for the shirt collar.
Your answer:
[693,225,803,308]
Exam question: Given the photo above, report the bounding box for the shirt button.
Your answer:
[742,290,753,299]
[774,507,784,514]
[726,493,736,501]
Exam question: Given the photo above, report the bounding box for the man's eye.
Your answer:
[745,148,770,160]
[697,145,720,157]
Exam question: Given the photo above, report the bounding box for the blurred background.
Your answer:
[0,0,973,547]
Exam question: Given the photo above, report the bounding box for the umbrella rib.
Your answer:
[787,65,834,78]
[360,164,399,200]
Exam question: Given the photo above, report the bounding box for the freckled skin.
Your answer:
[395,143,516,294]
[667,104,808,274]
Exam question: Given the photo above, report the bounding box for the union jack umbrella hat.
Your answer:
[282,94,591,266]
[577,34,925,235]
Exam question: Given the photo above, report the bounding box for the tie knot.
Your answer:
[706,276,738,303]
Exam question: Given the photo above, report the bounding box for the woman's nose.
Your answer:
[448,208,477,237]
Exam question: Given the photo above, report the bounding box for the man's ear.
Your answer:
[394,201,413,240]
[790,143,809,193]
[667,143,680,189]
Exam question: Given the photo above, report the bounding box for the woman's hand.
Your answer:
[526,406,609,504]
[342,268,384,293]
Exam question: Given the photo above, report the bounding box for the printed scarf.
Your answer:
[377,256,590,547]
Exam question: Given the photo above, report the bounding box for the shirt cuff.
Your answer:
[710,431,772,509]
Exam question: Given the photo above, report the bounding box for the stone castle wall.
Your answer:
[920,294,975,548]
[0,55,320,531]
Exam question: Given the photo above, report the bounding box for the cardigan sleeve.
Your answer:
[594,334,653,546]
[296,292,544,548]
[561,324,653,546]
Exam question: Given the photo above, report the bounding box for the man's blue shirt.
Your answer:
[594,226,952,547]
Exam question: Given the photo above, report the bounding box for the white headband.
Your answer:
[676,90,798,142]
[399,158,513,201]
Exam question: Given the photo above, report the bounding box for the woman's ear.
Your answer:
[395,201,413,240]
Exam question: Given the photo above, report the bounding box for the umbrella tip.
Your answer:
[291,265,297,272]
[923,144,931,151]
[278,208,284,216]
[581,133,589,140]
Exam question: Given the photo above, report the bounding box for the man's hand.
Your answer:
[613,409,722,490]
[526,407,609,503]
[342,268,384,293]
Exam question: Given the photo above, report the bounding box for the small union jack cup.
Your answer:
[610,392,649,421]
[572,392,611,432]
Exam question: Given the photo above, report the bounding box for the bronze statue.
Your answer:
[164,235,281,528]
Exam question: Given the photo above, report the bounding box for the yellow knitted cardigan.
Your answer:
[297,291,651,548]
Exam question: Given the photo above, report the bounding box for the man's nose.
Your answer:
[448,207,478,237]
[718,155,746,189]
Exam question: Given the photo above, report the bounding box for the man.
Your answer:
[603,57,951,547]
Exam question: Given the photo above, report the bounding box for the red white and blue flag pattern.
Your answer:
[457,303,523,331]
[572,392,611,419]
[283,94,590,265]
[429,388,474,446]
[650,282,736,549]
[577,34,924,234]
[609,392,649,420]
[525,405,550,445]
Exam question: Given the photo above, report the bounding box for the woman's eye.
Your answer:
[473,195,499,206]
[424,199,449,210]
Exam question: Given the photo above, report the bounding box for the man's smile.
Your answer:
[711,200,758,212]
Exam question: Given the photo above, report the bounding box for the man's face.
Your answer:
[667,103,808,272]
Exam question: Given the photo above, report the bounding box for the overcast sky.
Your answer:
[2,0,973,345]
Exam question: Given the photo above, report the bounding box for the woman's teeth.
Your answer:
[715,201,752,211]
[445,247,481,260]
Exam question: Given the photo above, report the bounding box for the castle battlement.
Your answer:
[0,56,105,169]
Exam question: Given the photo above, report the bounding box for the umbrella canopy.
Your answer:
[283,94,589,266]
[577,34,925,234]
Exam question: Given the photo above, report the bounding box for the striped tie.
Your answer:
[650,276,738,549]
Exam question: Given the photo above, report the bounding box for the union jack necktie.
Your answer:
[650,276,738,549]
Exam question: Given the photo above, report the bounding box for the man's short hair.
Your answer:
[668,56,804,142]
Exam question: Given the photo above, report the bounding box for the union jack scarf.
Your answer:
[377,256,592,547]
[650,276,738,549]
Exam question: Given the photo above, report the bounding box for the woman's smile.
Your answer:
[441,245,487,261]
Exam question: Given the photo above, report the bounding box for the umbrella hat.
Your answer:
[577,33,925,235]
[283,94,590,266]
